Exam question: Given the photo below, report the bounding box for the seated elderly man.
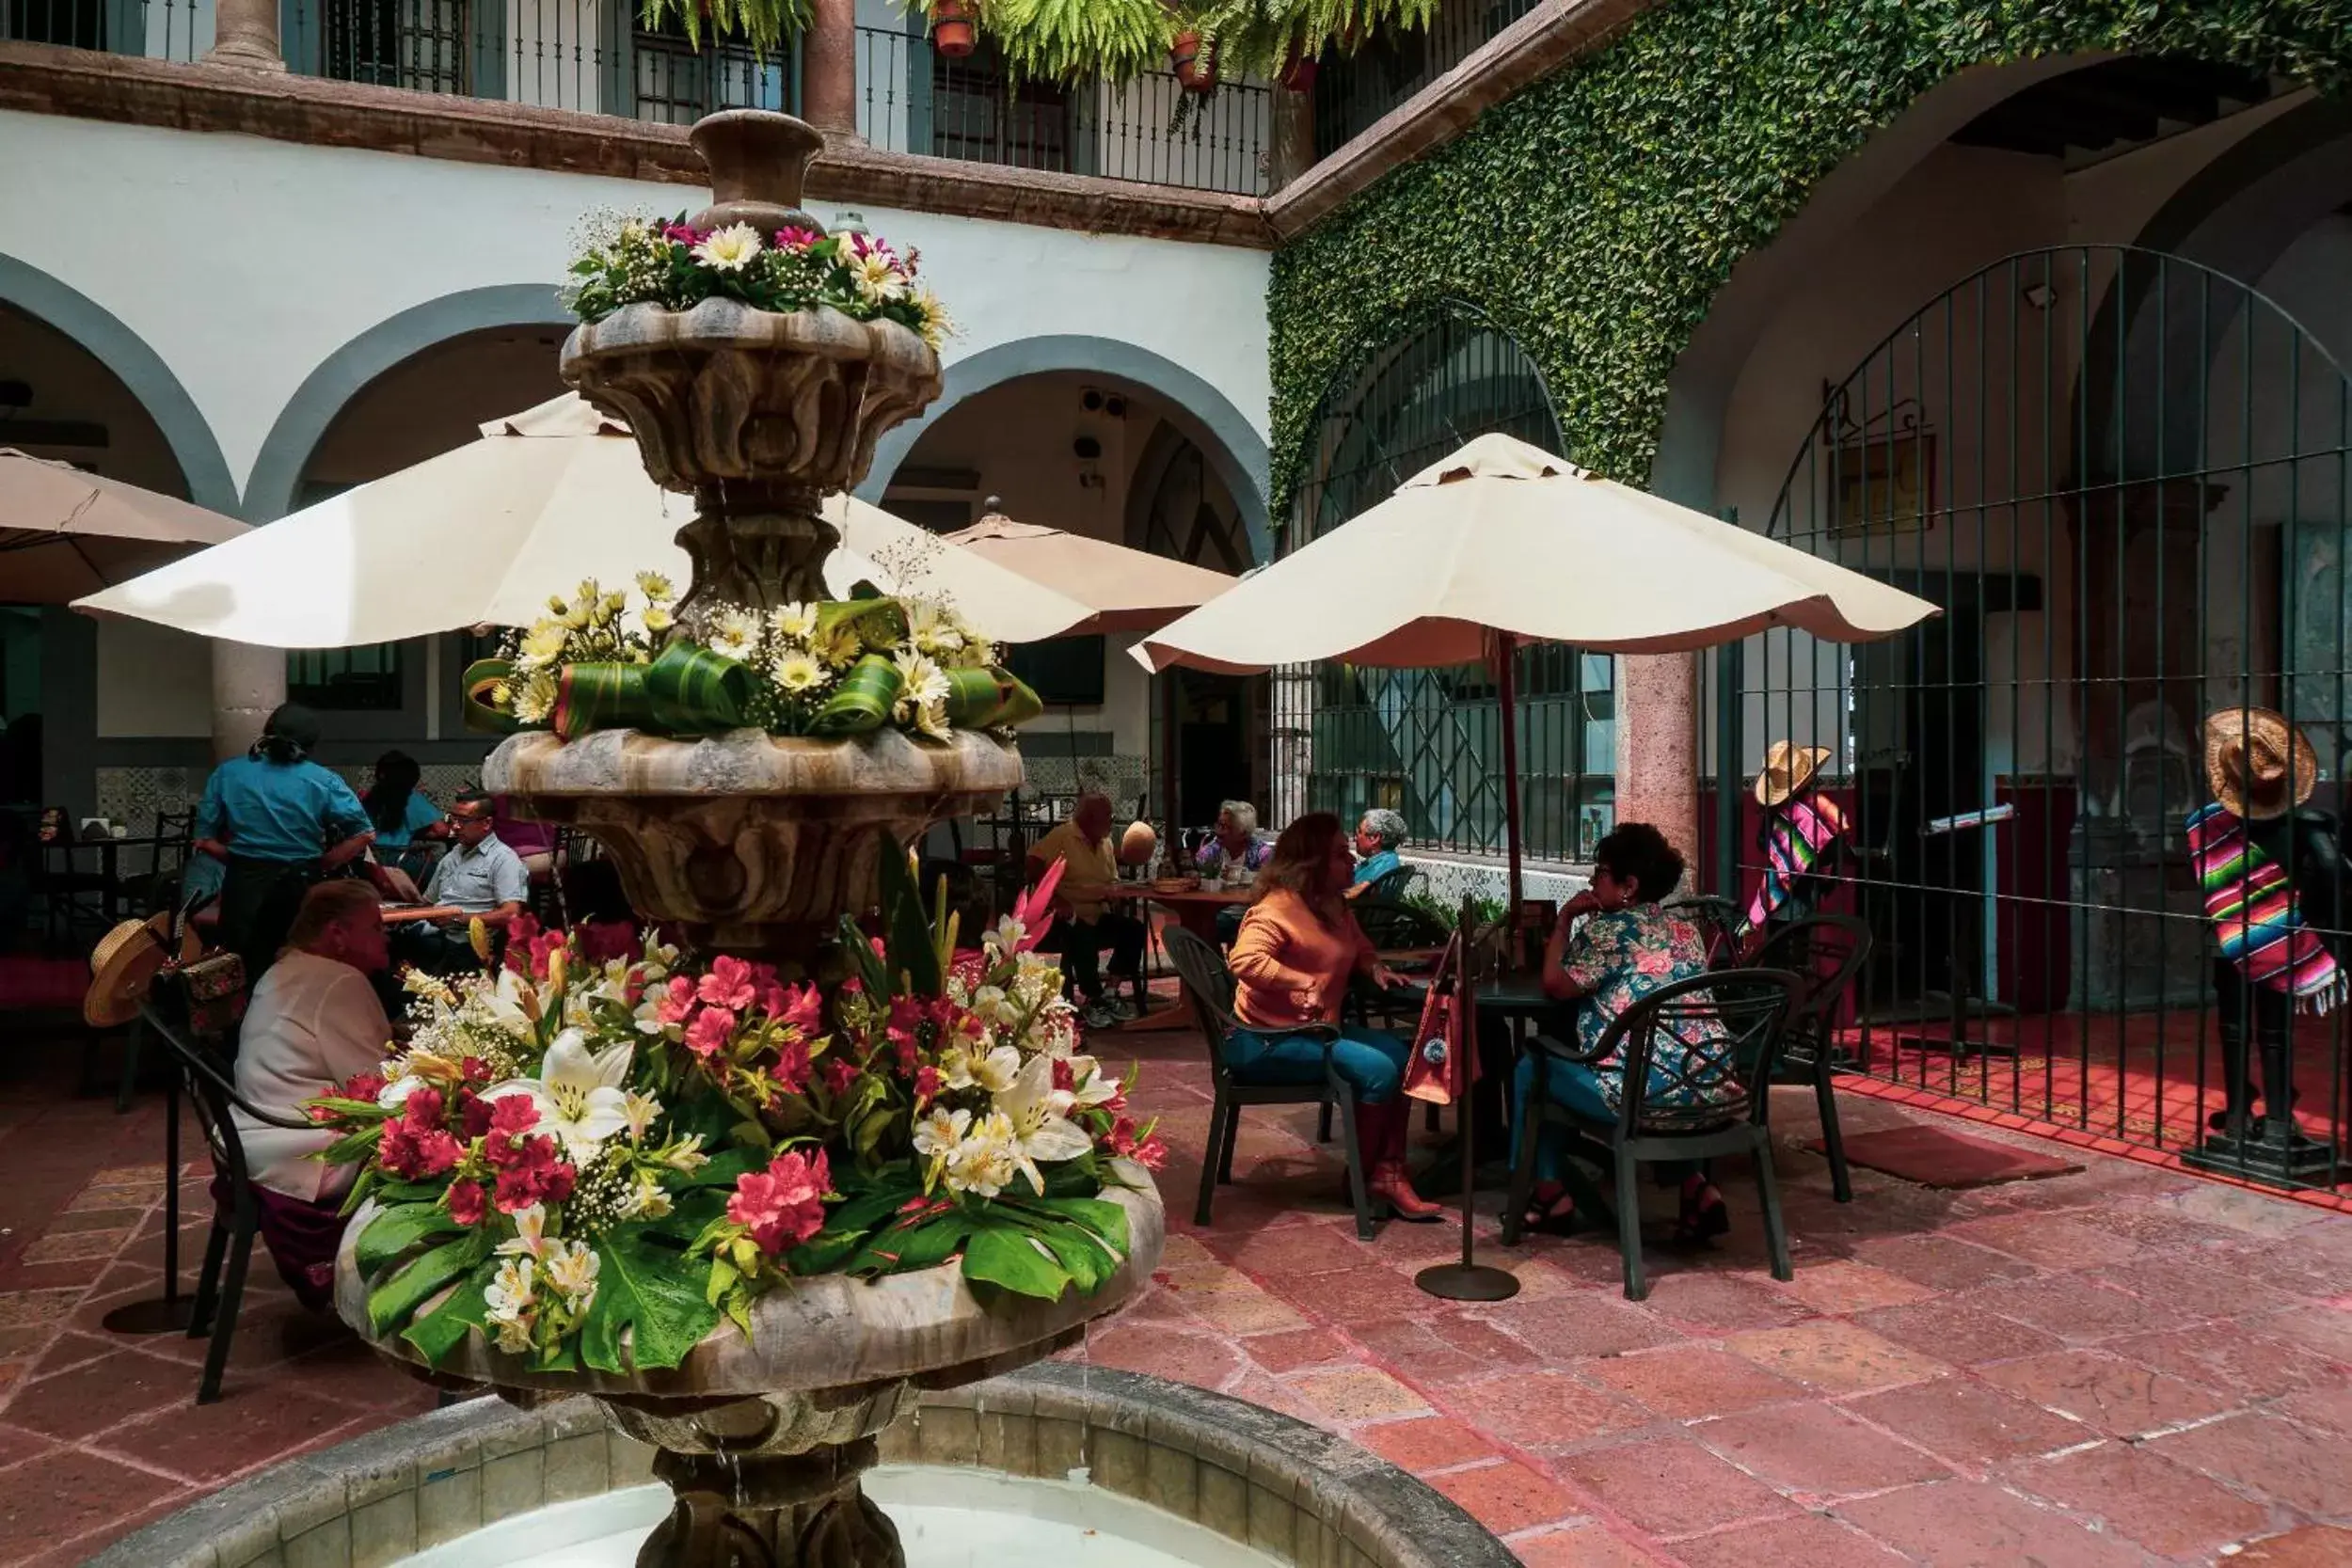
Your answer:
[1347,808,1410,897]
[1028,792,1148,1029]
[232,879,395,1309]
[396,788,531,974]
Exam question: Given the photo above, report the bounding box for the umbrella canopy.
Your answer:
[73,396,1090,648]
[1132,434,1936,675]
[942,508,1235,635]
[0,449,247,603]
[1129,433,1939,910]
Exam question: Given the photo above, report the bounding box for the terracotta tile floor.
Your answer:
[4,1025,2351,1566]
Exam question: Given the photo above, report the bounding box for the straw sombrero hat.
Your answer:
[1119,819,1159,866]
[1755,741,1833,808]
[84,912,200,1029]
[2203,706,2317,822]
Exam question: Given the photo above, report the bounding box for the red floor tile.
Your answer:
[1551,1434,1796,1537]
[1838,1479,2149,1567]
[1470,1292,1681,1359]
[1974,1347,2240,1438]
[1505,1526,1665,1567]
[2239,1525,2352,1565]
[1575,1346,1806,1420]
[1424,1458,1585,1535]
[0,1448,186,1560]
[1353,1415,1498,1474]
[1441,1370,1647,1449]
[2,1348,189,1443]
[1720,1320,1949,1394]
[1849,1234,2039,1292]
[1850,1296,2069,1367]
[1668,1512,1910,1568]
[1240,1326,1352,1373]
[2105,1319,2345,1400]
[2145,1411,2350,1517]
[1841,1377,2090,1467]
[2007,1439,2272,1559]
[1959,1274,2206,1345]
[88,1390,373,1486]
[1693,1401,1952,1498]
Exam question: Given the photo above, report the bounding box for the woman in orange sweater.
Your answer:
[1227,813,1441,1221]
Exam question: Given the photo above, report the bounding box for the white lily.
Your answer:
[1058,1053,1120,1112]
[941,1041,1021,1095]
[485,1030,635,1164]
[914,1105,971,1186]
[495,1204,551,1260]
[661,1134,710,1175]
[993,1053,1094,1195]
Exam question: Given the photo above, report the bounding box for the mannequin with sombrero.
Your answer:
[1738,740,1851,947]
[2186,706,2349,1156]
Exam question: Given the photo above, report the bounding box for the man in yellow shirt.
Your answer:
[1026,793,1146,1028]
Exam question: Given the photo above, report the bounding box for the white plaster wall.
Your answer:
[0,110,1273,507]
[96,617,215,736]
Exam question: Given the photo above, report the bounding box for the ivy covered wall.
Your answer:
[1267,0,2352,510]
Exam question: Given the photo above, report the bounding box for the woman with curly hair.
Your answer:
[1226,812,1440,1222]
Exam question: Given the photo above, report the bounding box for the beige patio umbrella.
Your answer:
[943,506,1235,634]
[0,449,247,602]
[73,396,1091,648]
[1132,434,1941,908]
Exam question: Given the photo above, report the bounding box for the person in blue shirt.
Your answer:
[192,704,373,993]
[361,750,448,880]
[1347,808,1409,899]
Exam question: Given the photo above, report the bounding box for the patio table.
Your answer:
[1142,884,1255,944]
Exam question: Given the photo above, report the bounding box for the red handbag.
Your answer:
[1403,933,1472,1106]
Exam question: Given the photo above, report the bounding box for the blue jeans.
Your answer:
[1512,1052,1616,1183]
[1225,1026,1408,1103]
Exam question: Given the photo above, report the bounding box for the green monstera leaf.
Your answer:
[580,1223,723,1374]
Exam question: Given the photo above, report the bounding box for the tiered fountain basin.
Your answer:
[87,1367,1520,1568]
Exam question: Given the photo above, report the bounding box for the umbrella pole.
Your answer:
[1498,630,1525,921]
[1414,896,1520,1304]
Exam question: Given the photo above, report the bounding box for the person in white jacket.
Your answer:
[229,879,393,1307]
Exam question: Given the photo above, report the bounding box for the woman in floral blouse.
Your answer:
[1518,823,1737,1241]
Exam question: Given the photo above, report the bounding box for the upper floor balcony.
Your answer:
[0,0,1273,194]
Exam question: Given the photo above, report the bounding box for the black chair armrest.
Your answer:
[1526,1028,1612,1066]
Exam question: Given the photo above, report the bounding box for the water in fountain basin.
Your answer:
[390,1465,1281,1568]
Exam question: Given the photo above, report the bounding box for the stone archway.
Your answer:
[859,334,1272,567]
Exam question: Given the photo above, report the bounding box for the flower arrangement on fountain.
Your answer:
[312,852,1164,1374]
[563,209,951,349]
[465,575,1041,742]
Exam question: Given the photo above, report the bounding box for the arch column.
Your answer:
[1613,653,1697,874]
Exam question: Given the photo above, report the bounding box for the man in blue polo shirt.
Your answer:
[400,790,530,973]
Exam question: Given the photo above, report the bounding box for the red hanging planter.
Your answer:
[1279,41,1317,91]
[1170,29,1217,91]
[931,0,977,58]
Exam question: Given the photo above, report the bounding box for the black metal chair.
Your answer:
[137,1000,319,1403]
[1673,895,1746,970]
[1162,926,1377,1241]
[1502,968,1802,1300]
[1752,914,1874,1203]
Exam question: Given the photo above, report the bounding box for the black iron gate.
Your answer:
[1712,244,2352,1191]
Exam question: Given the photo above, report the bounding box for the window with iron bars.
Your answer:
[1279,311,1613,862]
[320,0,469,92]
[288,644,405,712]
[930,42,1073,171]
[3,0,106,50]
[632,9,789,124]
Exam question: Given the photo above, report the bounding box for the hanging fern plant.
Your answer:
[983,0,1178,82]
[1182,0,1432,81]
[638,0,813,57]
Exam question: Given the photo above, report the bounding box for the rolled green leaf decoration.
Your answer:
[645,640,751,734]
[818,596,909,653]
[941,666,1010,729]
[809,654,903,736]
[553,662,657,740]
[461,658,522,735]
[993,668,1044,727]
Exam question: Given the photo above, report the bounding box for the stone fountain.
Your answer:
[339,108,1163,1568]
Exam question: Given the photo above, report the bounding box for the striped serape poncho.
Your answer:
[2185,801,2345,1015]
[1740,792,1849,936]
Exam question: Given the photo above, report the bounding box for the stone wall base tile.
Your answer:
[415,1467,483,1549]
[281,1516,351,1568]
[346,1493,417,1568]
[480,1449,546,1523]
